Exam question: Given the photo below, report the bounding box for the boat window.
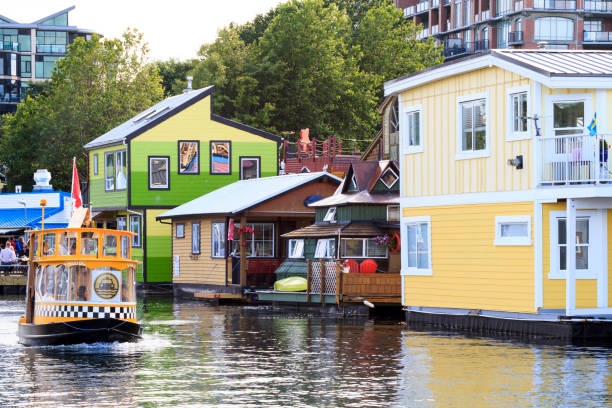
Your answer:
[121,267,135,302]
[69,266,91,301]
[81,232,99,256]
[103,234,118,257]
[120,235,129,258]
[42,233,56,256]
[42,265,56,300]
[59,232,77,255]
[35,266,44,299]
[32,234,39,260]
[54,265,69,301]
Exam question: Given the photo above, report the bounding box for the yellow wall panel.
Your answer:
[402,202,535,314]
[400,66,531,197]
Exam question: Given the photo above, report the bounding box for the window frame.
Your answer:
[315,238,336,259]
[115,149,127,191]
[456,92,490,160]
[288,239,305,259]
[380,167,399,189]
[545,93,593,140]
[323,207,337,223]
[192,222,201,255]
[210,140,232,175]
[177,140,200,175]
[506,86,531,141]
[176,223,185,239]
[116,216,127,231]
[494,215,532,246]
[548,210,602,280]
[387,205,400,222]
[93,153,98,176]
[211,221,225,258]
[104,151,115,191]
[231,222,275,258]
[239,156,261,180]
[402,104,423,154]
[341,238,387,259]
[401,216,433,276]
[148,156,170,190]
[129,214,142,248]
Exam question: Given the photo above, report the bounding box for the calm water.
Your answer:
[0,295,611,407]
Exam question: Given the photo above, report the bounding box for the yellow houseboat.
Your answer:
[18,224,141,346]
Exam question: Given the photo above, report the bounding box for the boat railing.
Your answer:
[31,228,136,262]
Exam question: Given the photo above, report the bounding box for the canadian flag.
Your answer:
[71,157,83,210]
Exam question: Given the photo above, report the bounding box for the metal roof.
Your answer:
[157,172,343,219]
[84,87,214,149]
[494,49,612,76]
[281,221,389,238]
[0,6,94,33]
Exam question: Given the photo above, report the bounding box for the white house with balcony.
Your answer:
[385,49,612,338]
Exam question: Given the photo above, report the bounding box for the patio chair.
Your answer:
[360,259,377,274]
[343,259,360,274]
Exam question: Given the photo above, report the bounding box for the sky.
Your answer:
[2,0,283,61]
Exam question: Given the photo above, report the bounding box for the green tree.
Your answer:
[1,29,164,191]
[155,58,197,97]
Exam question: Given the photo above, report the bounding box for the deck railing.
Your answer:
[533,0,576,9]
[539,133,612,185]
[585,0,612,12]
[584,31,612,42]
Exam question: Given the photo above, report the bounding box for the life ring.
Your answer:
[391,233,401,253]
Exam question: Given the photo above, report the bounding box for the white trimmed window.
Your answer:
[494,215,531,246]
[323,207,337,223]
[549,210,602,280]
[401,216,432,276]
[456,94,489,160]
[149,157,169,189]
[192,222,201,254]
[211,222,225,258]
[403,105,423,154]
[387,205,400,222]
[288,239,304,258]
[507,86,530,141]
[129,215,141,248]
[315,238,336,258]
[341,238,386,258]
[380,168,399,189]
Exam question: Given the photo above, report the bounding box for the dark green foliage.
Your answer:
[155,59,198,97]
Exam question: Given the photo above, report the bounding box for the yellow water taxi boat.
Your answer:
[18,210,141,346]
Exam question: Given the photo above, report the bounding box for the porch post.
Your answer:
[240,214,247,288]
[566,198,576,314]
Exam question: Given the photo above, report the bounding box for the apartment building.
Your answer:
[0,6,96,113]
[394,0,612,58]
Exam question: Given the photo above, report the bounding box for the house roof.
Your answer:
[281,221,388,238]
[385,50,612,96]
[0,6,95,34]
[309,161,399,208]
[0,191,70,231]
[84,86,281,150]
[156,172,342,220]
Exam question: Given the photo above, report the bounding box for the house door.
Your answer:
[231,256,240,285]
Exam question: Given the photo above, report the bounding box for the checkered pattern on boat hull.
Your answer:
[35,304,136,320]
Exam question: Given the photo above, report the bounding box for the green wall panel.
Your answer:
[130,141,277,207]
[89,146,128,209]
[145,235,172,282]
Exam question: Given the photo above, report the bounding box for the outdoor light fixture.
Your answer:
[507,155,523,170]
[17,199,27,225]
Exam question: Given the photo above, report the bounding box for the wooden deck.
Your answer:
[341,274,401,304]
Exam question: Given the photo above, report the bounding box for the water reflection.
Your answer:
[0,295,610,407]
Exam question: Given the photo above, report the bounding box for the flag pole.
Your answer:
[70,157,75,216]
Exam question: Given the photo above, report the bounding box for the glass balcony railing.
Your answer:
[533,0,576,9]
[431,25,440,35]
[432,0,440,7]
[0,92,20,103]
[443,40,489,58]
[404,6,416,16]
[584,1,612,12]
[508,31,524,44]
[416,1,429,13]
[584,31,612,42]
[2,42,19,51]
[36,44,66,54]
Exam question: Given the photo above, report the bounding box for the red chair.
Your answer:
[343,259,360,274]
[360,259,377,274]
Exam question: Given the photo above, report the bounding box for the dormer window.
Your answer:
[348,175,357,192]
[323,207,337,223]
[380,168,399,189]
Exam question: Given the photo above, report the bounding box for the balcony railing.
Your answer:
[585,1,612,11]
[533,0,576,9]
[508,31,524,44]
[2,42,19,51]
[474,39,489,52]
[584,31,612,42]
[481,10,491,20]
[539,133,612,185]
[443,41,472,57]
[432,0,440,7]
[431,24,440,35]
[417,28,429,39]
[404,6,416,17]
[416,1,429,13]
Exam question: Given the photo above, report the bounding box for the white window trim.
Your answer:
[191,222,201,255]
[104,151,115,191]
[387,205,400,222]
[545,93,593,139]
[149,157,169,189]
[315,238,335,259]
[324,207,337,223]
[402,104,423,154]
[401,216,433,276]
[341,238,388,259]
[288,239,305,259]
[211,222,225,258]
[548,210,601,280]
[93,153,98,175]
[456,92,490,160]
[494,215,532,246]
[506,85,531,141]
[129,214,142,248]
[380,167,399,189]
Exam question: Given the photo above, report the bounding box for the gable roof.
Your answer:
[310,160,399,207]
[156,172,342,220]
[84,86,281,150]
[32,6,74,24]
[385,49,612,96]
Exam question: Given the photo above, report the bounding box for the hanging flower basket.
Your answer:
[238,226,254,246]
[373,234,394,250]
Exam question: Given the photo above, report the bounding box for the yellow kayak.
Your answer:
[274,276,307,292]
